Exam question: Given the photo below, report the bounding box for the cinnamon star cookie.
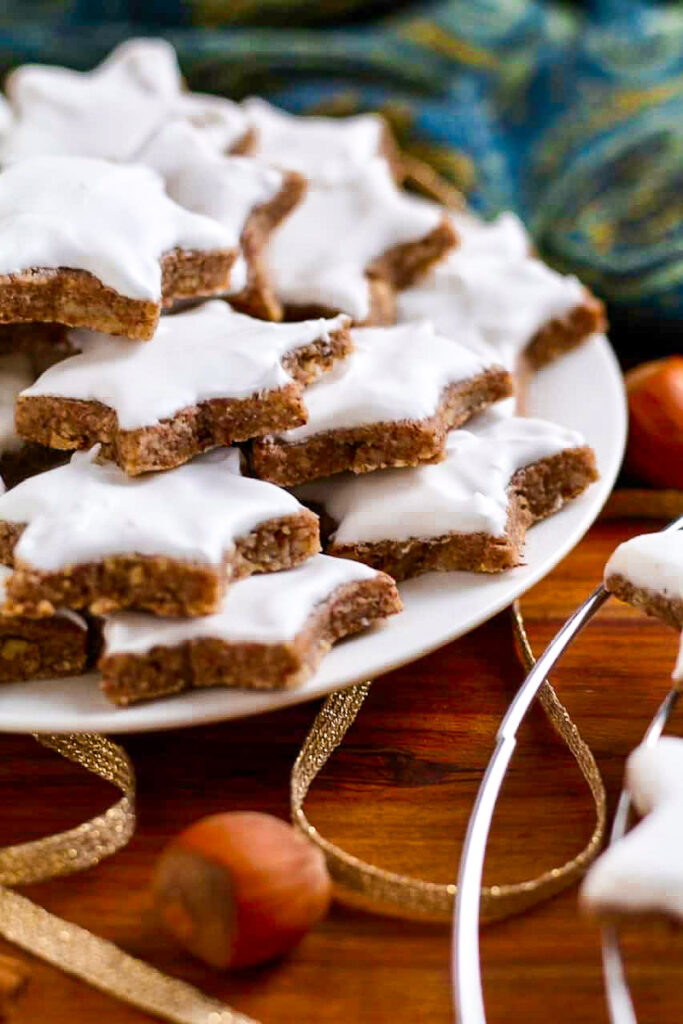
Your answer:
[296,412,598,581]
[266,158,457,324]
[582,736,683,919]
[16,303,352,475]
[0,156,238,339]
[397,240,606,371]
[250,321,512,486]
[2,38,249,163]
[605,530,683,630]
[0,448,319,617]
[99,554,401,706]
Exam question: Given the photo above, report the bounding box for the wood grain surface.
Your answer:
[1,517,681,1024]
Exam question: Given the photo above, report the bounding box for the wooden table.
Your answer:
[2,517,682,1024]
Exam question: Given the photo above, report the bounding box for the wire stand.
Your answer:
[453,515,683,1024]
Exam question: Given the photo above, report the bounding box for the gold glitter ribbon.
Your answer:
[291,603,607,923]
[0,734,258,1024]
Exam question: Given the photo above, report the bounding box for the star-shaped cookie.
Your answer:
[2,38,249,164]
[242,97,393,182]
[266,157,457,324]
[250,321,512,485]
[582,737,683,919]
[0,155,237,339]
[295,410,598,580]
[0,447,320,617]
[138,121,305,320]
[605,531,683,630]
[99,553,402,705]
[17,302,352,475]
[397,209,605,370]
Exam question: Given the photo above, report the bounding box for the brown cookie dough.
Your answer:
[0,449,321,616]
[0,567,88,682]
[525,291,608,369]
[323,447,598,580]
[251,367,512,487]
[228,170,306,322]
[98,556,402,705]
[0,247,236,342]
[0,511,320,618]
[15,308,353,475]
[605,574,683,631]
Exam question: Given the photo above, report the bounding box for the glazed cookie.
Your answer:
[296,412,598,581]
[266,158,457,324]
[242,97,396,182]
[139,121,305,319]
[2,38,250,164]
[397,229,606,370]
[0,565,89,683]
[16,303,352,475]
[250,322,512,486]
[0,156,238,340]
[605,531,683,630]
[0,448,320,617]
[99,554,402,706]
[581,736,683,920]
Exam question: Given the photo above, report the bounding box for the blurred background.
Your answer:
[0,0,681,364]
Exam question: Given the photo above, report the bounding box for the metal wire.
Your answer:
[452,514,683,1024]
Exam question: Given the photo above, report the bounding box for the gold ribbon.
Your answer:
[0,734,258,1024]
[290,602,607,923]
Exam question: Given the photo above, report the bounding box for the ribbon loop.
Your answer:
[290,602,607,923]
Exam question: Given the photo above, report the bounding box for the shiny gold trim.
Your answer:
[291,605,607,923]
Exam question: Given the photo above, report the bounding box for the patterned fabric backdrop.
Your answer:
[0,0,681,357]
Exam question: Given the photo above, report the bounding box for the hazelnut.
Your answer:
[152,812,332,969]
[625,356,683,490]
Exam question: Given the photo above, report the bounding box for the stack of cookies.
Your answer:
[0,38,604,707]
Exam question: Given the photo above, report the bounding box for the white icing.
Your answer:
[296,414,586,545]
[0,563,86,628]
[2,39,248,163]
[267,158,444,320]
[23,303,349,431]
[450,209,530,261]
[0,447,308,572]
[397,249,586,370]
[273,321,491,443]
[582,738,683,918]
[0,353,34,452]
[138,122,284,251]
[103,553,381,654]
[0,156,233,301]
[605,532,683,604]
[243,98,384,182]
[170,92,249,154]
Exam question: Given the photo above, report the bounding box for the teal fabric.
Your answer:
[0,1,681,355]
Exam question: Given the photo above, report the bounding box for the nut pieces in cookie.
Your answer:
[251,322,512,486]
[0,156,237,339]
[16,303,352,475]
[0,447,320,617]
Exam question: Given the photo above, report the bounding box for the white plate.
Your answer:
[0,334,626,734]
